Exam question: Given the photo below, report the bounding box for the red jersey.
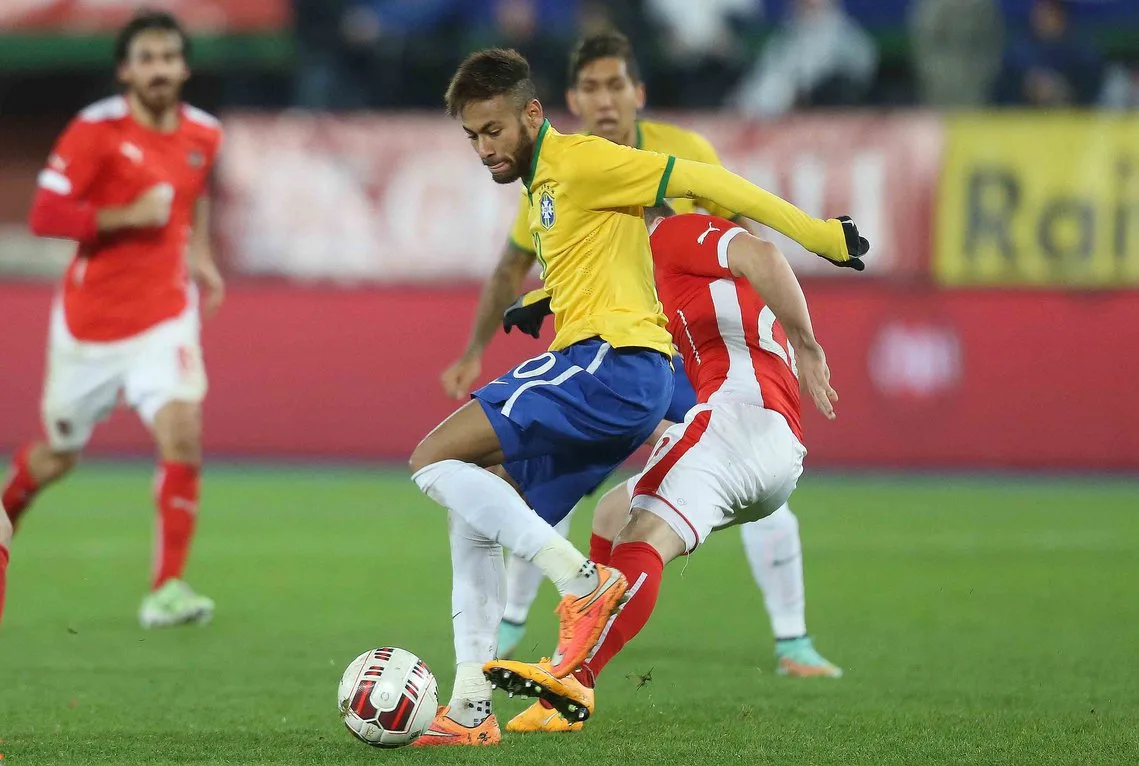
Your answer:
[649,213,803,441]
[35,96,223,342]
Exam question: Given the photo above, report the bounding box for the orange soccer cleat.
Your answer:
[550,564,629,677]
[410,706,501,747]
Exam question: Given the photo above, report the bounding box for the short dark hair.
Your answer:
[114,10,190,65]
[643,203,676,227]
[568,31,641,86]
[445,48,538,118]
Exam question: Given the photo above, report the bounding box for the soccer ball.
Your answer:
[338,647,439,748]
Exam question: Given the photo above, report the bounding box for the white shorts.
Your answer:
[629,402,806,553]
[41,303,207,452]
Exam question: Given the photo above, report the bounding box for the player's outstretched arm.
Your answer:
[726,233,838,420]
[440,242,537,399]
[665,159,866,268]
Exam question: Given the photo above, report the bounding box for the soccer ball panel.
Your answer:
[338,647,438,748]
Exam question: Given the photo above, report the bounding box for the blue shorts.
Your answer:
[664,357,697,423]
[473,338,673,524]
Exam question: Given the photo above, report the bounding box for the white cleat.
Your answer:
[139,579,215,629]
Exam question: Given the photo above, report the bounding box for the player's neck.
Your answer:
[615,124,637,148]
[126,92,180,133]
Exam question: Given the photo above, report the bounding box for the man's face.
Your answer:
[118,30,188,113]
[461,96,540,184]
[567,57,645,145]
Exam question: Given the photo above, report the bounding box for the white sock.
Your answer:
[741,503,807,640]
[502,507,575,624]
[414,459,593,594]
[446,514,501,724]
[413,459,557,559]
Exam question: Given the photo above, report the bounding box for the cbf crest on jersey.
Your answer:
[539,190,556,230]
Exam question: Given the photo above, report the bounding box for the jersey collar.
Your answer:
[524,119,551,192]
[635,120,644,149]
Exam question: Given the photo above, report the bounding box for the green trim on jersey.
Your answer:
[655,156,676,206]
[524,119,551,195]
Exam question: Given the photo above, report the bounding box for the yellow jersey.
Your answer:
[508,118,733,252]
[519,119,677,356]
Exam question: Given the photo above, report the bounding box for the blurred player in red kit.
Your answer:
[2,11,224,629]
[485,207,867,720]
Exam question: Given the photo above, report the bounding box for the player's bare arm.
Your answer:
[726,233,838,420]
[98,183,174,232]
[441,242,536,399]
[190,196,224,319]
[29,177,172,242]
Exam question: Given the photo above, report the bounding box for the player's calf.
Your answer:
[2,442,78,527]
[0,508,11,627]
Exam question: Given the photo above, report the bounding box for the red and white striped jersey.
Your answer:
[649,213,803,442]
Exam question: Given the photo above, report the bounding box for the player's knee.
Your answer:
[0,511,12,547]
[408,440,438,476]
[592,483,632,540]
[613,508,685,563]
[154,403,202,464]
[29,443,79,485]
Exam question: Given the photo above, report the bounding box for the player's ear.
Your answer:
[566,89,581,118]
[524,99,543,129]
[634,82,646,110]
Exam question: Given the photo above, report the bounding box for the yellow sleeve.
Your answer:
[566,138,672,211]
[686,136,737,220]
[664,158,850,263]
[507,193,534,253]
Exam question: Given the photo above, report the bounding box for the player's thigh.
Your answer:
[721,406,807,528]
[629,409,734,553]
[411,400,508,471]
[501,449,620,526]
[40,338,126,452]
[124,311,208,428]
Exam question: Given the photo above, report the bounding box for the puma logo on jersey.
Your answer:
[697,222,720,245]
[120,141,143,164]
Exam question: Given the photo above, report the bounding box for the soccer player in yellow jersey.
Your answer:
[480,35,841,736]
[409,47,867,746]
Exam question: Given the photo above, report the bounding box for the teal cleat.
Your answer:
[497,619,527,659]
[775,636,843,678]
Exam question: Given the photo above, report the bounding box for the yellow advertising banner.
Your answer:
[936,114,1139,286]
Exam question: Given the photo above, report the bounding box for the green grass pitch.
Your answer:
[2,465,1137,765]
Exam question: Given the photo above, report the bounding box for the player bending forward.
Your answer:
[484,208,860,722]
[410,48,865,746]
[1,11,223,628]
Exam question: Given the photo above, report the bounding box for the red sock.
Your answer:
[0,545,9,628]
[581,542,665,680]
[153,462,200,590]
[3,444,41,526]
[589,533,613,566]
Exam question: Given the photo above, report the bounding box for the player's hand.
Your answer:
[127,183,174,229]
[795,343,838,420]
[819,216,869,271]
[441,354,482,400]
[192,257,225,320]
[502,289,552,339]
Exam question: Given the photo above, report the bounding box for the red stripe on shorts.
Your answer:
[641,491,703,548]
[634,409,712,499]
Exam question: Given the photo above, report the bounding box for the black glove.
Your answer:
[833,215,869,271]
[503,289,552,339]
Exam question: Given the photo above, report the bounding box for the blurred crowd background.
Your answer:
[1,0,1137,467]
[3,0,1139,116]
